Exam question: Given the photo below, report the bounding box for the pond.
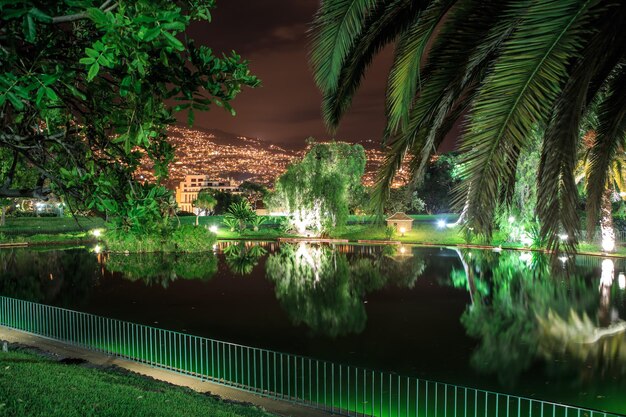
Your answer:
[0,242,625,414]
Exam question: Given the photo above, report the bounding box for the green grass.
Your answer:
[0,217,105,235]
[0,349,274,417]
[0,232,94,245]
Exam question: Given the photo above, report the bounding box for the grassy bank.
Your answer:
[0,348,274,417]
[2,215,625,257]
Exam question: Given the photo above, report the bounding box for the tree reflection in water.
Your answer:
[266,243,425,338]
[452,249,626,385]
[0,248,98,305]
[223,241,267,275]
[103,252,218,287]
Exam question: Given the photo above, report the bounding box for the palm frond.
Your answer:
[458,0,598,238]
[385,0,455,135]
[318,0,422,129]
[310,0,381,95]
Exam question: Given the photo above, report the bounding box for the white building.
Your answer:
[175,175,240,213]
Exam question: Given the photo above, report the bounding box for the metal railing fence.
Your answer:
[0,296,620,417]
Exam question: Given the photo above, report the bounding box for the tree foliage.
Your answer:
[310,0,626,251]
[270,141,366,235]
[0,0,258,231]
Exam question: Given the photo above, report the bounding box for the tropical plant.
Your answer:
[310,0,626,251]
[192,189,217,226]
[0,0,258,228]
[224,201,255,232]
[250,215,266,232]
[222,217,238,232]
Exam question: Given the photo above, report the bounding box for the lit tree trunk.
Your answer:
[195,214,199,227]
[600,187,615,252]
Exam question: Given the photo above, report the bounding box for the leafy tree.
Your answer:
[1,1,258,230]
[207,190,244,215]
[192,189,217,226]
[271,141,366,235]
[310,0,626,251]
[239,181,268,210]
[382,186,425,215]
[223,200,255,232]
[415,153,461,214]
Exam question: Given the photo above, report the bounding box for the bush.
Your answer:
[103,225,216,253]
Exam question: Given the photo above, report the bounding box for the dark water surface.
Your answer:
[0,242,625,414]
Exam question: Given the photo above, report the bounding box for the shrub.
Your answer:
[103,225,216,253]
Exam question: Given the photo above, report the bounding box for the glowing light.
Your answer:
[600,259,614,288]
[508,216,515,224]
[558,234,568,241]
[520,233,533,246]
[91,229,103,237]
[602,236,615,252]
[618,273,625,290]
[437,220,446,229]
[93,245,101,254]
[559,256,568,264]
[519,252,532,263]
[399,227,406,236]
[212,244,217,251]
[399,246,406,254]
[492,246,502,253]
[209,225,218,233]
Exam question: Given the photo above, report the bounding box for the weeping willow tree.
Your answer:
[310,0,626,251]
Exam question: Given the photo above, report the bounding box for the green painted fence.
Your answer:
[0,296,620,417]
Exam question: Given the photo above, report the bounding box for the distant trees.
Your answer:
[239,181,268,210]
[207,190,244,215]
[269,141,366,235]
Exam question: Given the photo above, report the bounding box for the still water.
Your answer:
[0,242,625,414]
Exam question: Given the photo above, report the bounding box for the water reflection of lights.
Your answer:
[399,246,406,254]
[558,256,568,264]
[492,246,502,253]
[519,252,532,263]
[619,273,626,290]
[558,234,568,241]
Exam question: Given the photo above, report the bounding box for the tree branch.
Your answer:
[51,1,118,24]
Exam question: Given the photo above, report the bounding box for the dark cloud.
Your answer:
[176,0,395,148]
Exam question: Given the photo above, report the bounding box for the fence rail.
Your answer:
[0,296,620,417]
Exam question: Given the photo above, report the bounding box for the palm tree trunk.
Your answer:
[0,206,5,226]
[600,187,615,252]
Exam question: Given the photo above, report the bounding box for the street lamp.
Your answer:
[399,227,406,237]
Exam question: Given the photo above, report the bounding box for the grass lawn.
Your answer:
[0,217,105,235]
[0,349,274,417]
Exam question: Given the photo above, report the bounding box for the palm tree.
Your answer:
[310,0,626,251]
[576,130,626,252]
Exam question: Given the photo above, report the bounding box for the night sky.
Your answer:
[180,0,395,148]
